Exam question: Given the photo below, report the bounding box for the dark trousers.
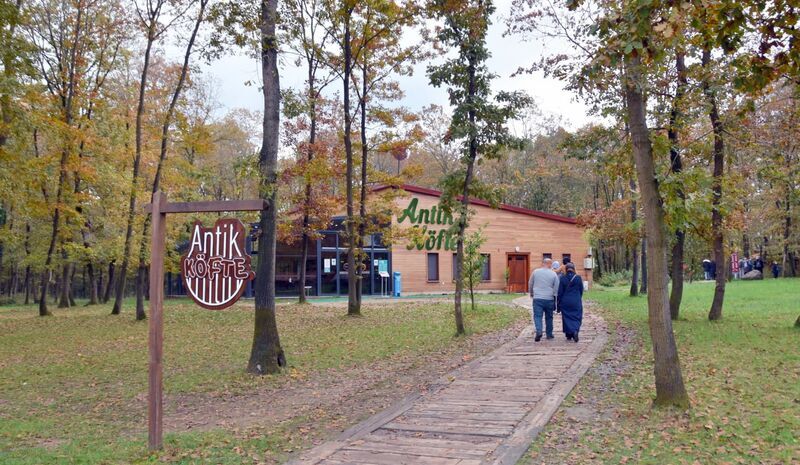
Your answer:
[532,298,555,337]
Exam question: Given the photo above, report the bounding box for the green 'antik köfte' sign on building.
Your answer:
[397,198,457,251]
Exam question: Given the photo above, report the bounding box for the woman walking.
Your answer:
[557,262,584,342]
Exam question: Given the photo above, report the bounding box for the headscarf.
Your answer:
[551,260,560,271]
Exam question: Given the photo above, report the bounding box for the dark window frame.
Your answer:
[481,254,491,281]
[543,253,552,260]
[427,253,440,282]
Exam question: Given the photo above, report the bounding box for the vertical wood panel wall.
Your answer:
[390,191,592,294]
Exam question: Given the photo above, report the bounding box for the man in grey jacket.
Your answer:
[529,258,559,341]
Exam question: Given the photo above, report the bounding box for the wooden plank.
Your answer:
[143,198,268,214]
[381,422,512,438]
[391,416,519,428]
[449,378,553,388]
[429,389,543,402]
[414,405,529,417]
[358,434,499,452]
[329,449,464,465]
[344,441,488,460]
[420,398,532,408]
[147,191,166,451]
[403,411,525,422]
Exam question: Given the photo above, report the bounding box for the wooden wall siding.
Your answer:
[391,192,592,294]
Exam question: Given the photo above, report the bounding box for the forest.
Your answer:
[1,0,799,403]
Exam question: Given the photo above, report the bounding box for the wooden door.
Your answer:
[507,254,529,293]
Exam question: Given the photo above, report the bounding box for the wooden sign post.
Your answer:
[145,191,267,451]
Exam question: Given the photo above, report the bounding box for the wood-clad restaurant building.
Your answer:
[168,185,593,298]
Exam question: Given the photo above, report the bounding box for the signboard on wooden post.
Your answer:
[144,191,267,451]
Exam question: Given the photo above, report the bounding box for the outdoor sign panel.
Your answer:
[180,218,255,310]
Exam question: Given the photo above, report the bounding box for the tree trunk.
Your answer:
[703,47,726,321]
[629,180,639,297]
[595,240,604,279]
[783,195,796,277]
[113,20,157,316]
[23,222,31,304]
[135,265,146,320]
[453,54,479,337]
[356,58,370,311]
[641,238,648,294]
[23,265,31,305]
[247,0,285,375]
[103,261,115,303]
[68,265,76,306]
[87,262,98,305]
[342,9,360,317]
[624,54,689,408]
[39,146,70,316]
[667,51,687,320]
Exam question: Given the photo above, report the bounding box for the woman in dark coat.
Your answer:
[557,263,584,342]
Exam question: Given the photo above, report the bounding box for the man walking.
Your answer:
[528,258,559,342]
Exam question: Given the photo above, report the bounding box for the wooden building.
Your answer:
[379,185,592,295]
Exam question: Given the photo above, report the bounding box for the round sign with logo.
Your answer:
[180,218,255,310]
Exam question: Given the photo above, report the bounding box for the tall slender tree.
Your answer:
[702,44,728,321]
[668,50,687,320]
[112,0,186,315]
[624,53,689,407]
[247,0,286,374]
[428,0,530,335]
[134,0,209,320]
[281,0,336,304]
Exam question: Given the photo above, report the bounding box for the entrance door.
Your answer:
[507,254,529,293]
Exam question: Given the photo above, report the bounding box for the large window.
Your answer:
[427,253,439,282]
[481,254,491,281]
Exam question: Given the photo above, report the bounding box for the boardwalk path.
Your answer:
[289,297,607,465]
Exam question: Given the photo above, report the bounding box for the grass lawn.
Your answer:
[0,297,525,464]
[520,278,800,464]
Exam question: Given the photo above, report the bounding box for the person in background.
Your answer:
[710,260,717,280]
[703,259,711,280]
[772,261,780,279]
[528,258,559,342]
[739,256,747,278]
[743,257,753,274]
[557,263,584,342]
[753,255,765,275]
[562,257,572,274]
[551,260,561,276]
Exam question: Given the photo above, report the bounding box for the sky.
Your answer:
[197,0,595,131]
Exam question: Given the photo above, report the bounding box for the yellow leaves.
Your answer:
[653,21,674,38]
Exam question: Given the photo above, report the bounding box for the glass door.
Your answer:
[320,250,339,295]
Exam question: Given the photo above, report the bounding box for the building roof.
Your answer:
[372,184,578,225]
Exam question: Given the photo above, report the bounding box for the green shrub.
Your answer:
[595,269,633,287]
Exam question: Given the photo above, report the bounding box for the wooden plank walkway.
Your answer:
[287,297,607,465]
